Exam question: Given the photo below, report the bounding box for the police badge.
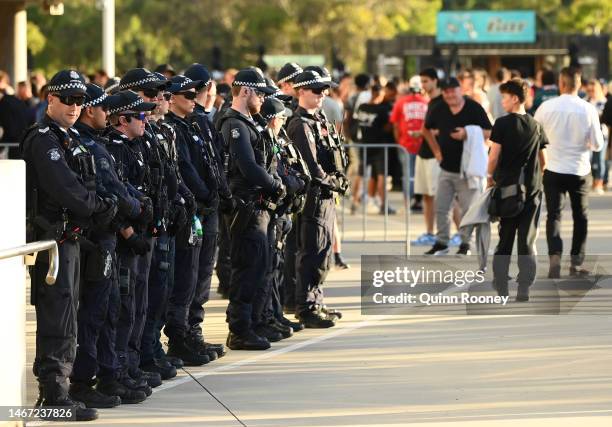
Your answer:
[231,128,240,139]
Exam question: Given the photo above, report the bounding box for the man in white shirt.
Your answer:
[534,67,604,278]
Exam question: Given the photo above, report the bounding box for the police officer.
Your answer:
[258,97,308,336]
[287,70,349,328]
[104,90,158,397]
[184,64,230,360]
[217,68,283,350]
[118,69,173,384]
[163,75,213,365]
[185,64,233,302]
[70,83,147,406]
[139,73,187,376]
[21,70,116,421]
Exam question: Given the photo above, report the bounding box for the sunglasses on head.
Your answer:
[142,88,160,99]
[162,93,172,101]
[176,91,197,100]
[310,87,326,95]
[122,111,147,122]
[53,93,86,106]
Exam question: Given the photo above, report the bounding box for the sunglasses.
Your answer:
[142,88,160,99]
[310,88,326,95]
[53,94,86,106]
[162,93,172,101]
[176,91,197,100]
[123,111,147,121]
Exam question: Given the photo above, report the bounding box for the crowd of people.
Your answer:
[15,62,352,421]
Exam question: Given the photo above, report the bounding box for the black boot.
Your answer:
[119,374,152,397]
[186,334,226,361]
[253,324,283,342]
[38,383,98,421]
[158,353,184,369]
[69,380,121,408]
[167,337,210,366]
[516,285,530,302]
[269,319,293,339]
[297,311,336,328]
[140,358,177,380]
[226,330,270,350]
[279,316,304,331]
[129,368,162,388]
[334,253,350,269]
[96,378,146,404]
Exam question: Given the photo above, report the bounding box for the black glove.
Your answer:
[116,196,133,218]
[124,233,150,255]
[168,203,188,235]
[138,197,154,225]
[93,197,118,227]
[219,195,237,214]
[334,172,350,195]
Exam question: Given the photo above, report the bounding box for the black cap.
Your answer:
[440,77,460,90]
[154,63,176,76]
[83,83,112,108]
[167,75,204,93]
[104,77,120,94]
[184,63,212,87]
[277,62,303,84]
[119,68,171,91]
[106,90,156,115]
[303,66,338,88]
[47,69,87,96]
[232,68,276,94]
[293,70,331,90]
[264,77,292,102]
[261,97,293,120]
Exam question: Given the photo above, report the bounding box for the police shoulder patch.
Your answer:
[99,157,110,170]
[231,128,240,139]
[47,148,61,161]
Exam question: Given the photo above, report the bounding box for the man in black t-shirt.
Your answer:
[488,79,548,302]
[423,77,492,256]
[355,84,395,213]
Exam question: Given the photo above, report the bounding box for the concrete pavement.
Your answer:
[24,191,612,426]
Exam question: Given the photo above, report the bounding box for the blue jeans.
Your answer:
[398,148,416,199]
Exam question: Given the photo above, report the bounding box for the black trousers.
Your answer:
[265,215,292,322]
[33,240,80,400]
[128,235,155,374]
[543,170,592,266]
[188,232,218,338]
[72,235,120,383]
[493,192,542,289]
[282,218,298,309]
[296,193,335,315]
[215,211,232,295]
[227,208,270,335]
[115,250,137,376]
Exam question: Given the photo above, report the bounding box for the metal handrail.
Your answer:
[0,240,59,285]
[340,143,411,256]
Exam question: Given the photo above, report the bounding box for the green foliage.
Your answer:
[25,0,610,76]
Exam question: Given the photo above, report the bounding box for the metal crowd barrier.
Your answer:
[0,240,59,284]
[339,143,411,256]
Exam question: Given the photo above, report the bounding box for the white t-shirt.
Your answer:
[534,94,604,176]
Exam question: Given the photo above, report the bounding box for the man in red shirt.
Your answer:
[390,75,429,211]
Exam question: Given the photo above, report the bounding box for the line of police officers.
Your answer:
[22,63,349,421]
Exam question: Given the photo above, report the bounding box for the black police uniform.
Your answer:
[71,116,147,405]
[103,90,158,392]
[286,71,348,327]
[216,69,279,349]
[188,100,230,359]
[21,72,114,422]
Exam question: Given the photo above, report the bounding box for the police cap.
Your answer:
[232,68,276,94]
[106,90,156,116]
[47,69,87,96]
[277,62,303,84]
[293,70,331,91]
[119,68,171,91]
[83,83,113,108]
[261,97,293,120]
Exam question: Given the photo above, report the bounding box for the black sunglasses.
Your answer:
[176,91,197,100]
[122,111,147,122]
[162,93,172,101]
[53,94,86,106]
[142,88,160,99]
